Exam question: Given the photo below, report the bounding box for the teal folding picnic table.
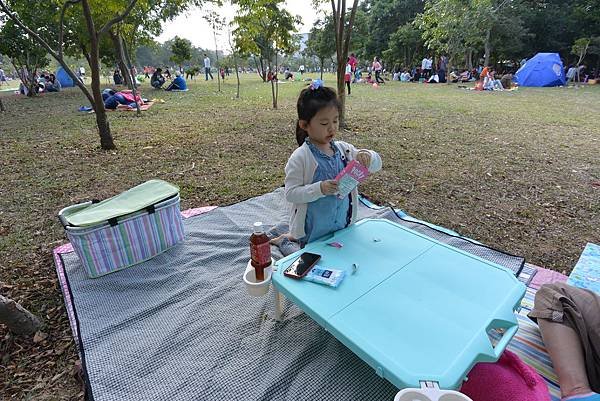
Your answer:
[272,219,526,399]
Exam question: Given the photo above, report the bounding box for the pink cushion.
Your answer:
[460,350,551,401]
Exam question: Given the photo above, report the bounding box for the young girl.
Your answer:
[272,80,382,248]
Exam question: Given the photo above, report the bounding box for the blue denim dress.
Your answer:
[300,139,351,245]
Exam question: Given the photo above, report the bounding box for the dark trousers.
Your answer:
[375,70,384,83]
[205,67,213,80]
[346,81,351,95]
[165,82,182,91]
[438,70,447,83]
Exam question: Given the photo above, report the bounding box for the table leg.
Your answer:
[274,288,283,321]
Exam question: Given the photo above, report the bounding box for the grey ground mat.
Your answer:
[57,188,530,401]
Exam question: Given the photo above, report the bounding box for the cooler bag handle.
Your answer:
[107,205,156,227]
[58,201,94,229]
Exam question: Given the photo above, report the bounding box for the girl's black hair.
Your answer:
[295,85,340,146]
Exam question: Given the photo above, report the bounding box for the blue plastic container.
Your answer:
[272,219,525,391]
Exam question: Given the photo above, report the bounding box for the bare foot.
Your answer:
[270,233,296,246]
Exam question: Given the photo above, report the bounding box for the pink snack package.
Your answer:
[334,160,370,199]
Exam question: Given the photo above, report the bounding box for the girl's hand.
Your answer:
[356,151,371,168]
[320,180,338,195]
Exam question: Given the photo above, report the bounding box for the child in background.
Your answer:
[271,80,382,249]
[344,59,352,95]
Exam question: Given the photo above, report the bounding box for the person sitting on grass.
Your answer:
[400,70,412,82]
[165,70,187,91]
[427,71,440,83]
[45,73,61,92]
[150,68,166,89]
[529,282,600,401]
[459,70,471,83]
[412,67,422,82]
[284,67,294,80]
[449,70,460,83]
[354,68,362,82]
[483,70,504,91]
[500,73,514,89]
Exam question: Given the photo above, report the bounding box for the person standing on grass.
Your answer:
[344,58,352,95]
[113,69,123,85]
[349,53,358,80]
[421,55,430,79]
[204,54,213,81]
[270,80,382,250]
[438,55,448,83]
[372,57,384,84]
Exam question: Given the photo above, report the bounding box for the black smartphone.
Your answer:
[283,252,321,279]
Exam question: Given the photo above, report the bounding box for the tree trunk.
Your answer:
[0,295,42,335]
[213,33,221,92]
[275,54,279,108]
[252,55,260,81]
[234,56,240,98]
[121,36,141,116]
[257,57,266,82]
[82,0,115,150]
[228,31,240,98]
[18,54,38,97]
[320,59,324,80]
[466,49,473,70]
[484,27,491,66]
[331,0,360,127]
[269,61,277,109]
[336,53,346,124]
[110,31,132,88]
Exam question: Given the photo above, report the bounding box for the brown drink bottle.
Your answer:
[249,222,271,281]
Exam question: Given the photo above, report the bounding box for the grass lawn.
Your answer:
[0,80,21,92]
[1,73,599,399]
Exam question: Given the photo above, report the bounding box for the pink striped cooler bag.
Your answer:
[58,179,185,278]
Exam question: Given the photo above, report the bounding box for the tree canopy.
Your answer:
[302,0,600,71]
[303,16,336,78]
[170,35,192,67]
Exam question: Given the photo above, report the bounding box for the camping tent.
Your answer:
[515,53,565,87]
[56,67,75,88]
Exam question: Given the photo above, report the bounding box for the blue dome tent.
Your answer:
[56,67,75,88]
[515,53,565,87]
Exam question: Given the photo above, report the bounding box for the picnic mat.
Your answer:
[509,286,563,401]
[114,101,154,112]
[81,101,156,113]
[567,242,600,294]
[55,188,557,401]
